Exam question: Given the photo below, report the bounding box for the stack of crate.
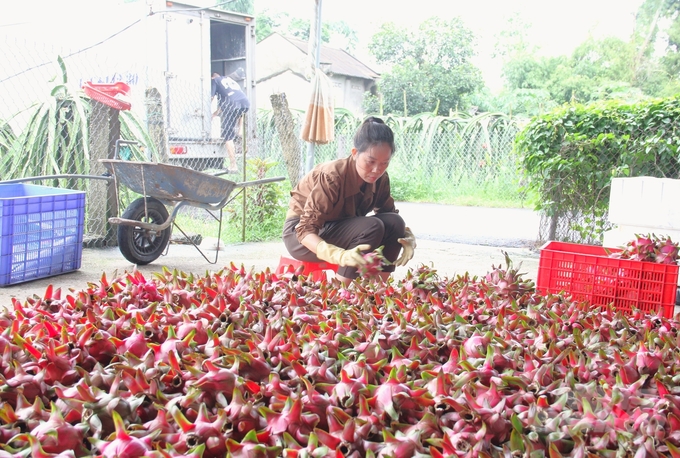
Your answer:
[604,176,680,248]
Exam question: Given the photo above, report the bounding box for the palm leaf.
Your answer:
[57,55,68,84]
[69,92,91,163]
[45,95,60,175]
[0,120,16,156]
[120,109,161,162]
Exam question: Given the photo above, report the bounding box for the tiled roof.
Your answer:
[282,35,379,80]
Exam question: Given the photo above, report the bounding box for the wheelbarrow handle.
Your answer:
[236,176,286,188]
[1,174,114,184]
[109,200,188,231]
[108,216,172,232]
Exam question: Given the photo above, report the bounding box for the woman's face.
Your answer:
[352,143,393,184]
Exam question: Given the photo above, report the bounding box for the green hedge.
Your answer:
[516,95,680,243]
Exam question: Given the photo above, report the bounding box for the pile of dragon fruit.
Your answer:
[1,254,679,457]
[610,233,680,264]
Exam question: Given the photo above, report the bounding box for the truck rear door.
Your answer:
[164,9,211,142]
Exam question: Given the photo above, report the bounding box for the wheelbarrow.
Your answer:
[101,159,285,265]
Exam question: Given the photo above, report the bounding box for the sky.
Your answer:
[255,0,646,91]
[1,0,647,92]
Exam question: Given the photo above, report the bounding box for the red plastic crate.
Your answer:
[275,255,338,281]
[537,241,678,319]
[82,81,131,111]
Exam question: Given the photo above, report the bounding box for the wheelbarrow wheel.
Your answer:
[118,197,171,265]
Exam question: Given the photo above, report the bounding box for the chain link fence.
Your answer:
[536,180,611,247]
[1,29,261,246]
[260,109,527,205]
[1,33,530,248]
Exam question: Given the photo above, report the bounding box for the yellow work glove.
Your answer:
[316,241,370,268]
[395,227,416,267]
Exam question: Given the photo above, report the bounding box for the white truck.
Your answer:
[77,0,258,170]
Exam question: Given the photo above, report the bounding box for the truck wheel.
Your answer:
[118,197,171,265]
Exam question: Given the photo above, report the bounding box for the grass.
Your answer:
[170,195,286,244]
[115,163,533,246]
[390,166,532,208]
[167,170,535,244]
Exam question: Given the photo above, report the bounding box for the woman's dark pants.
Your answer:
[282,212,405,279]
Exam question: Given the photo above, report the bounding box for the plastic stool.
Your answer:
[276,255,339,281]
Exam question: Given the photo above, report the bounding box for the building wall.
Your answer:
[330,77,370,115]
[257,70,311,112]
[256,35,372,115]
[256,35,307,82]
[258,72,368,114]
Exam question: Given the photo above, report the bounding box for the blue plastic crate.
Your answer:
[0,184,85,286]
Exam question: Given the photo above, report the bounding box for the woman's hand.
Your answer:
[395,227,416,266]
[316,241,370,268]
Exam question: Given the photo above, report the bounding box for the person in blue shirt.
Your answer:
[211,73,250,172]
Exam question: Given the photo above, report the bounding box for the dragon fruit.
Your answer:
[225,429,281,457]
[0,251,679,457]
[357,246,389,278]
[29,402,89,456]
[612,233,680,264]
[259,397,320,445]
[10,433,77,458]
[91,410,157,457]
[170,404,229,457]
[484,251,534,299]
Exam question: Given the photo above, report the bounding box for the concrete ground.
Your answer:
[0,203,543,304]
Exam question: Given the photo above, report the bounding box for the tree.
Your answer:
[216,0,253,15]
[484,14,562,115]
[288,17,330,42]
[631,0,680,94]
[492,14,549,92]
[254,9,280,42]
[368,17,484,116]
[255,9,358,52]
[490,12,649,113]
[546,36,642,104]
[484,1,680,116]
[661,2,680,75]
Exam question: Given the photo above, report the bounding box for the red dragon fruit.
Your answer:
[357,246,389,278]
[90,410,157,458]
[259,396,320,445]
[225,429,281,457]
[318,369,370,409]
[613,233,680,264]
[190,359,237,407]
[369,366,433,422]
[29,402,89,456]
[224,382,266,440]
[170,403,230,457]
[656,236,680,264]
[9,433,77,458]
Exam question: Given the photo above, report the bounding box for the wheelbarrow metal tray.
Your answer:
[101,160,237,205]
[101,159,286,265]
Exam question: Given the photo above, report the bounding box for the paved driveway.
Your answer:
[397,202,541,248]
